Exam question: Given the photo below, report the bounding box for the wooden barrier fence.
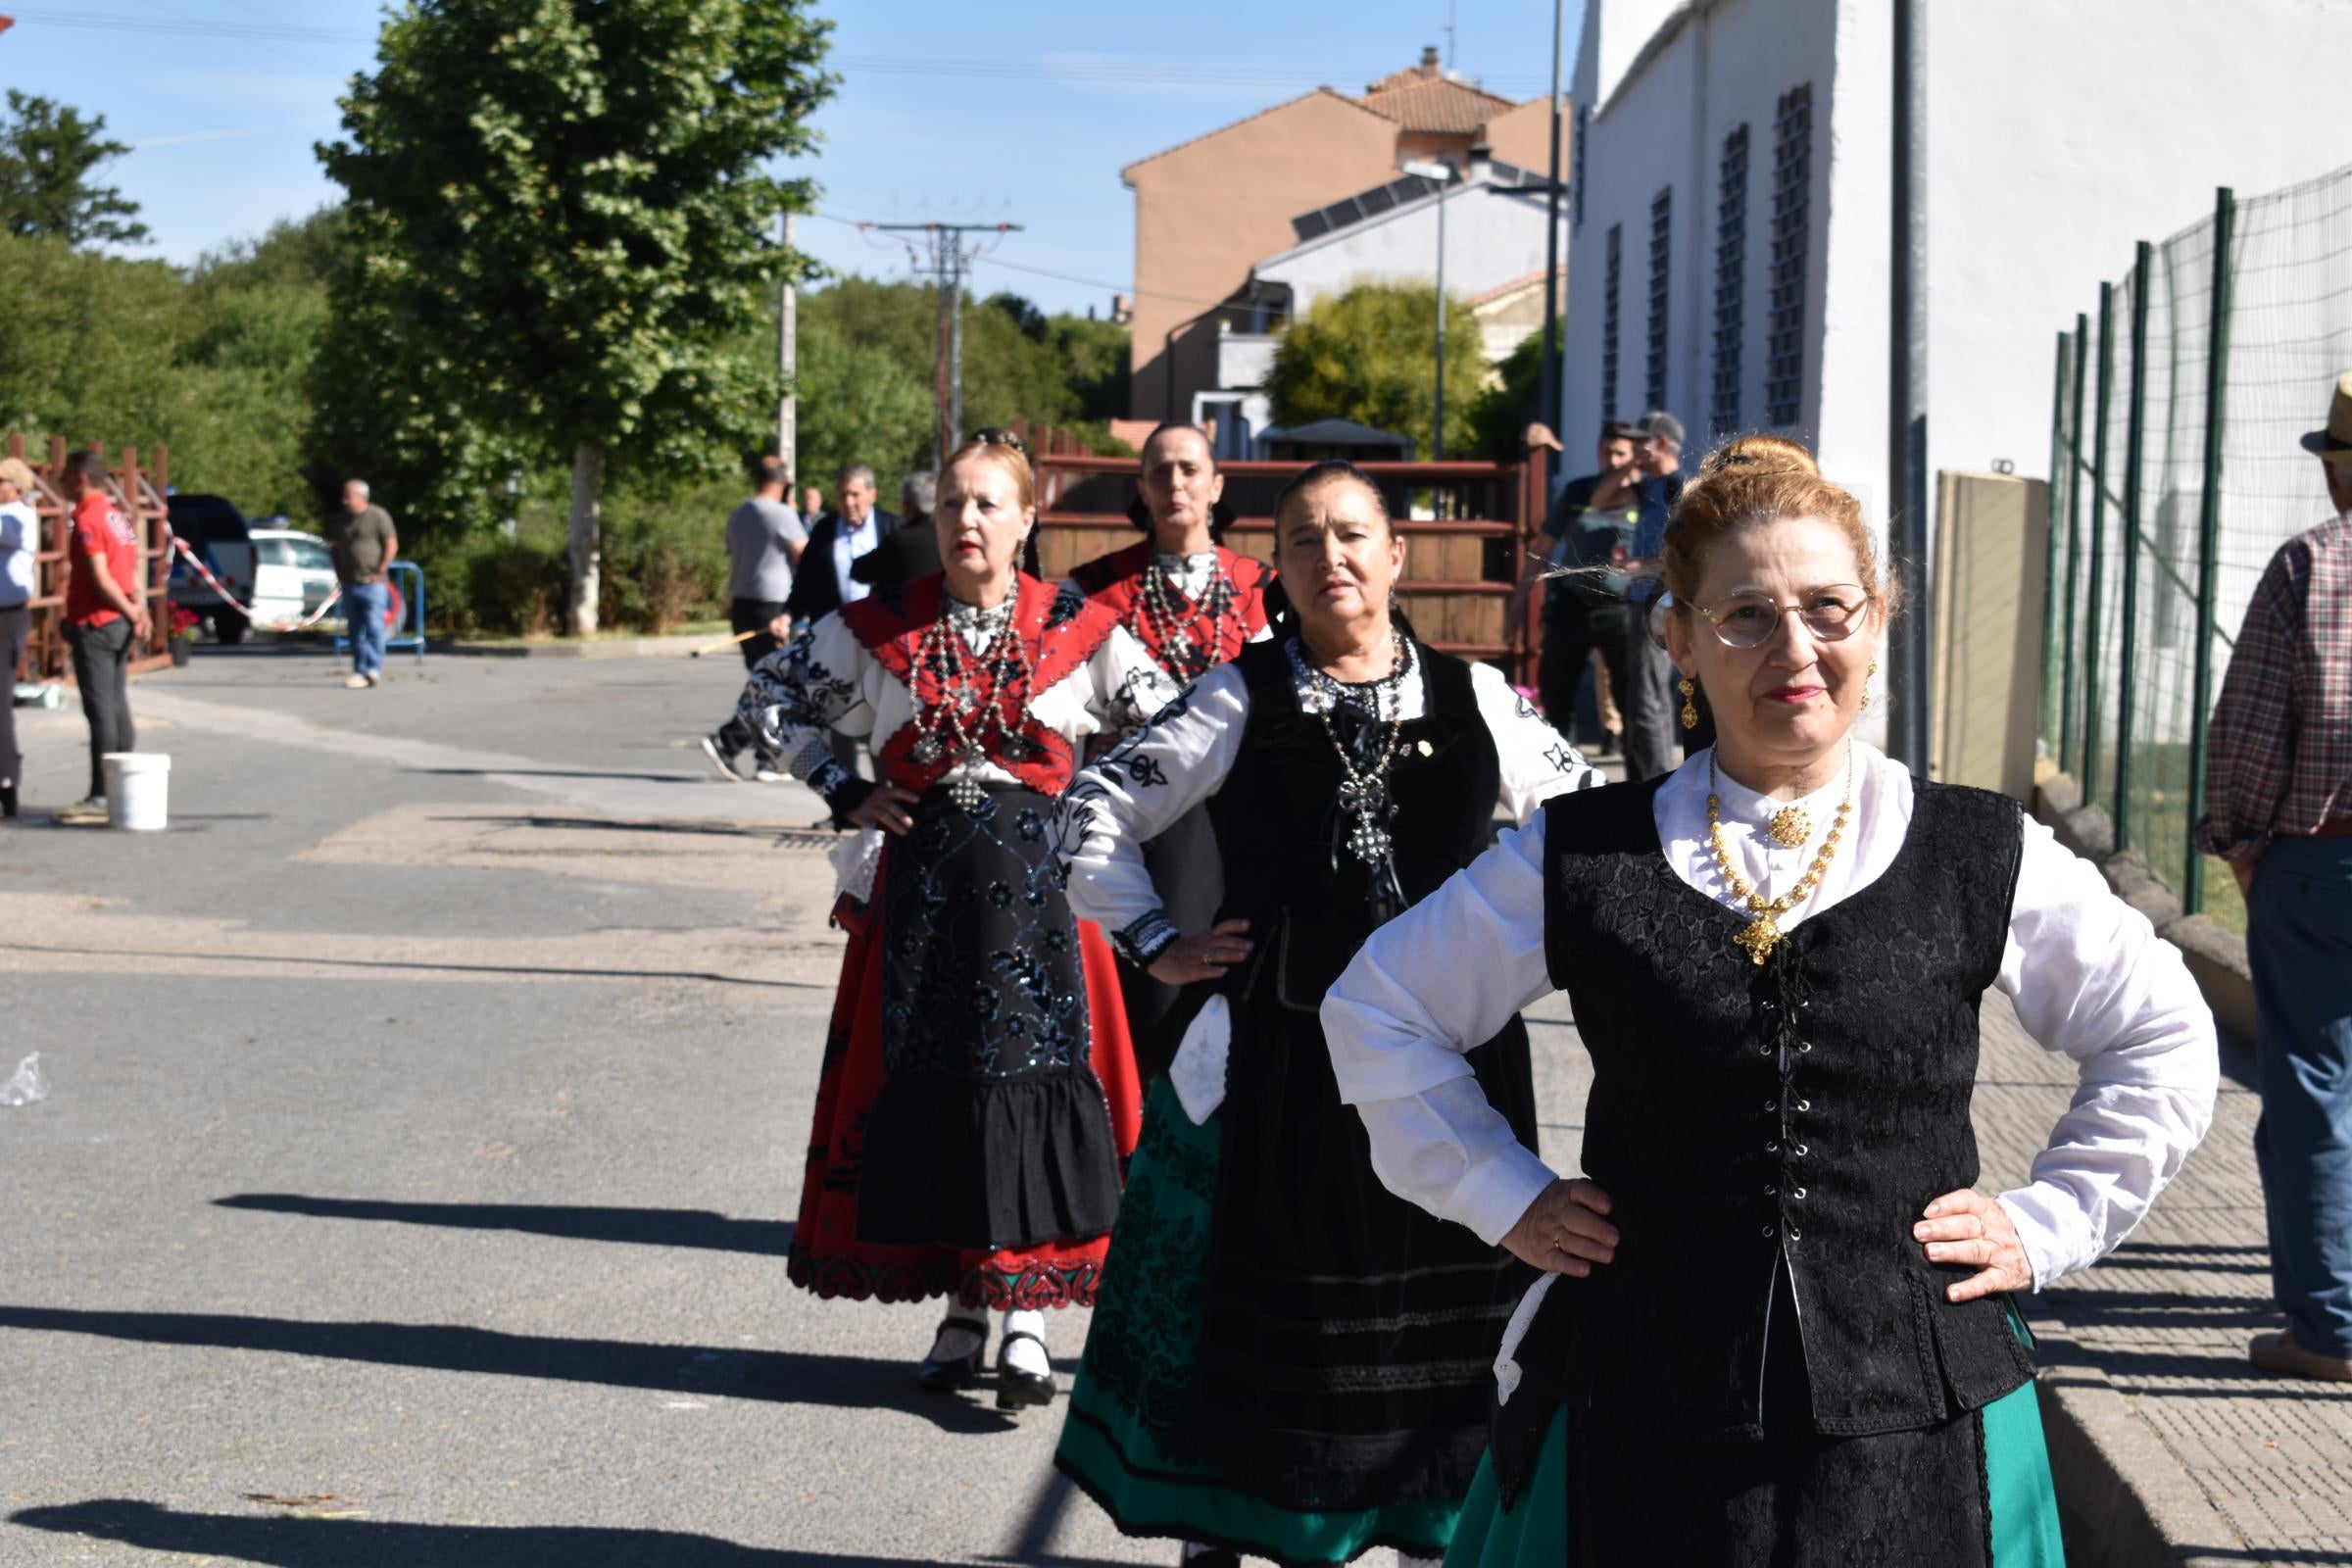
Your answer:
[5,433,173,686]
[1019,427,1552,689]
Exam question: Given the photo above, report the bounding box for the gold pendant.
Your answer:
[1766,805,1813,850]
[1734,911,1785,966]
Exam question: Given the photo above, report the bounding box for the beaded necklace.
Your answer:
[908,592,1035,811]
[1131,550,1236,681]
[1705,743,1856,965]
[1304,628,1415,867]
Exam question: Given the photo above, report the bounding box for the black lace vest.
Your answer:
[1209,636,1499,1001]
[1509,776,2032,1454]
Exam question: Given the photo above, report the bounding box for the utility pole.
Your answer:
[1886,0,1931,773]
[1542,0,1564,435]
[873,221,1021,466]
[777,212,797,481]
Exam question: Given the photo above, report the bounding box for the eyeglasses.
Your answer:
[1690,584,1872,649]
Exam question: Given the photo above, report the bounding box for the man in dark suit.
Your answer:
[850,470,940,592]
[785,462,902,623]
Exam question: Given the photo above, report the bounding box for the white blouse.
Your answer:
[1320,742,2219,1293]
[1056,640,1609,1121]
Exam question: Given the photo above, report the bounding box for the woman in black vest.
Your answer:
[1323,436,2220,1565]
[1051,461,1605,1566]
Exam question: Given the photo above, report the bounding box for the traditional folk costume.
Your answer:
[1323,744,2220,1566]
[1064,539,1273,1076]
[739,573,1176,1346]
[1050,630,1607,1564]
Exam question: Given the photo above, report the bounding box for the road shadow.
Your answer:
[429,813,835,849]
[214,1195,794,1256]
[405,766,710,785]
[0,1305,1020,1434]
[5,1501,1015,1568]
[0,942,828,993]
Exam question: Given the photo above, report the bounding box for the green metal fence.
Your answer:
[2043,160,2352,917]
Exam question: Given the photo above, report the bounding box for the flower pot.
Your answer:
[169,639,192,668]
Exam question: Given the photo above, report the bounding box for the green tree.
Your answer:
[320,0,835,633]
[0,91,149,248]
[1263,280,1486,460]
[1468,328,1545,461]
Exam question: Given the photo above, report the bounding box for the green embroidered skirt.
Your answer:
[1055,1080,1469,1566]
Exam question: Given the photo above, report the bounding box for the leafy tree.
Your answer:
[1051,313,1133,424]
[1264,280,1487,460]
[0,91,149,248]
[320,0,836,633]
[1468,328,1545,461]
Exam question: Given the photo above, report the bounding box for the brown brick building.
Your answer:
[1123,47,1569,420]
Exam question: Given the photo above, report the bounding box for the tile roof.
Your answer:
[1360,74,1517,135]
[1120,86,1396,179]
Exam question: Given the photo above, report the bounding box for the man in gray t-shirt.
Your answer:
[703,456,808,780]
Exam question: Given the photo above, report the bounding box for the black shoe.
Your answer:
[995,1330,1055,1411]
[1179,1549,1242,1568]
[698,734,746,782]
[917,1316,988,1393]
[0,783,16,819]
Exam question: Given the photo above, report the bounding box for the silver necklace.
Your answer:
[909,594,1033,811]
[1307,630,1414,866]
[1133,550,1234,680]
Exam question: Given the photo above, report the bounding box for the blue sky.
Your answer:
[0,1,1581,317]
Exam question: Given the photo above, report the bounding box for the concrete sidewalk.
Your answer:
[1974,997,2352,1567]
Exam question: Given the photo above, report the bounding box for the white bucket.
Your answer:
[101,752,171,832]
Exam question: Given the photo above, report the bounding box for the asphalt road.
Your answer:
[0,644,1591,1568]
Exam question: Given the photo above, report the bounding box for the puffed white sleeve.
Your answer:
[1469,662,1610,826]
[1054,662,1249,965]
[1992,815,2220,1289]
[1085,622,1184,736]
[1324,813,1563,1245]
[737,612,882,822]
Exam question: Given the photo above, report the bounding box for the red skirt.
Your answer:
[786,855,1144,1311]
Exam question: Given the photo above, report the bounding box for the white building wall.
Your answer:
[1924,0,2352,488]
[1254,185,1555,328]
[1559,0,1839,466]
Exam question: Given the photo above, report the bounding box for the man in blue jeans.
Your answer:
[2197,369,2352,1383]
[329,478,398,688]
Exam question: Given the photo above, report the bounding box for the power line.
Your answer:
[808,211,1218,310]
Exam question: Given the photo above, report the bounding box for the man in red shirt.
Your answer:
[55,451,148,824]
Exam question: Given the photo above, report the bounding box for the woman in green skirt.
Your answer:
[1322,436,2221,1565]
[1052,461,1604,1566]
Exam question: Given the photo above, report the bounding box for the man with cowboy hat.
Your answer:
[2198,368,2352,1383]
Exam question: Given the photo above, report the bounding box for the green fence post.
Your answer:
[2061,309,2089,767]
[2043,329,2070,746]
[2183,188,2236,914]
[2114,241,2152,849]
[2083,282,2116,798]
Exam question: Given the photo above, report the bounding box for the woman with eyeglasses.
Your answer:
[1063,421,1274,1075]
[735,434,1174,1411]
[1320,436,2219,1566]
[1051,460,1605,1568]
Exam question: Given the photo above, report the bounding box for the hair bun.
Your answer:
[1699,434,1820,480]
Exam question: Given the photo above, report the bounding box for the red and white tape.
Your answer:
[166,532,343,632]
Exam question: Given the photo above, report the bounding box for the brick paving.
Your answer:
[1975,992,2352,1566]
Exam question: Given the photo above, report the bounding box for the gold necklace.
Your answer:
[1705,747,1855,965]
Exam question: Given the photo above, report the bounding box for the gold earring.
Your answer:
[1679,677,1698,731]
[1860,659,1877,711]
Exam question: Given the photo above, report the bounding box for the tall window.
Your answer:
[1645,188,1671,414]
[1571,104,1588,227]
[1711,124,1749,436]
[1765,83,1813,428]
[1601,223,1622,418]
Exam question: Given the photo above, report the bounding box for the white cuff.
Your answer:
[1995,1189,2082,1293]
[1455,1142,1563,1248]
